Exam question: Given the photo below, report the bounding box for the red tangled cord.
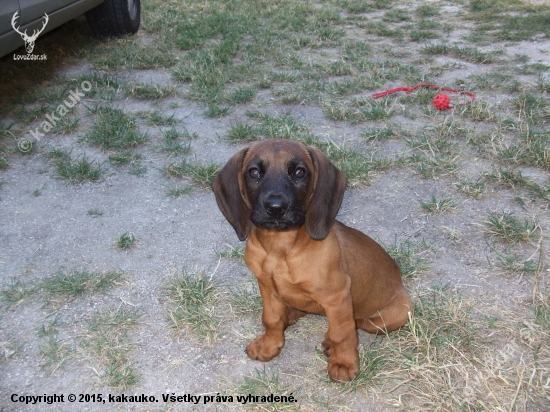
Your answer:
[372,83,475,111]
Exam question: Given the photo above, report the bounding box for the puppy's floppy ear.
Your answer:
[305,146,347,240]
[212,148,251,241]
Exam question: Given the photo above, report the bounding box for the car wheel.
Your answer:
[86,0,140,36]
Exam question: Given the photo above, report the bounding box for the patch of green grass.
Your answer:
[204,105,231,118]
[116,232,136,249]
[269,72,299,83]
[165,271,221,343]
[273,50,304,70]
[126,82,176,100]
[172,40,247,108]
[164,159,221,189]
[408,154,459,179]
[50,116,80,135]
[432,117,471,142]
[383,8,412,22]
[0,280,35,309]
[228,86,257,105]
[409,19,444,42]
[350,339,388,387]
[384,239,432,279]
[39,269,124,305]
[90,38,177,70]
[462,101,495,122]
[537,72,550,93]
[68,72,122,100]
[337,0,371,14]
[422,44,499,64]
[486,168,530,190]
[367,22,405,39]
[484,211,540,244]
[229,284,263,317]
[52,152,103,183]
[498,129,549,171]
[85,106,148,150]
[46,148,71,162]
[324,61,353,76]
[147,111,176,126]
[361,126,397,142]
[329,147,393,187]
[161,128,192,155]
[455,177,487,198]
[416,4,440,17]
[342,40,372,61]
[513,93,549,122]
[109,151,142,167]
[226,122,260,142]
[81,307,142,389]
[315,26,346,46]
[526,180,550,204]
[215,244,245,261]
[162,129,188,151]
[166,185,194,197]
[246,112,311,140]
[173,10,250,51]
[469,0,550,42]
[498,254,538,277]
[300,135,393,187]
[468,72,515,92]
[129,164,147,177]
[420,194,457,215]
[231,366,299,410]
[405,132,458,157]
[323,98,395,123]
[36,319,73,372]
[327,77,371,97]
[39,333,72,371]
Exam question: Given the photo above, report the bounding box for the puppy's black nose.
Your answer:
[264,196,288,218]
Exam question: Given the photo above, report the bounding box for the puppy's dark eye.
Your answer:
[248,168,261,179]
[293,167,306,179]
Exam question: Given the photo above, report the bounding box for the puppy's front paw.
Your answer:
[327,357,359,382]
[246,334,283,362]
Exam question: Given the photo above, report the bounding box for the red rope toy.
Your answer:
[372,83,475,111]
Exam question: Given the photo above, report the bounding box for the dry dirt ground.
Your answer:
[0,0,549,411]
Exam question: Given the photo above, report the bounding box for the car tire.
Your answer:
[86,0,140,36]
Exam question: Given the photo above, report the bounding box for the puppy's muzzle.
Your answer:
[251,191,304,230]
[263,195,289,219]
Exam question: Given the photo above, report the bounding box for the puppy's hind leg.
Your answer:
[356,289,413,334]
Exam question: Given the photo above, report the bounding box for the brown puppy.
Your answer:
[212,139,412,381]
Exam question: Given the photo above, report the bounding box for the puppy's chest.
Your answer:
[255,253,294,289]
[249,251,319,311]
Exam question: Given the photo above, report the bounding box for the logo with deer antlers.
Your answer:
[11,11,49,54]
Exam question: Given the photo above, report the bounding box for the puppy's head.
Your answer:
[212,139,347,241]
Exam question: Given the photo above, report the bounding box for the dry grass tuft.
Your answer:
[348,283,550,410]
